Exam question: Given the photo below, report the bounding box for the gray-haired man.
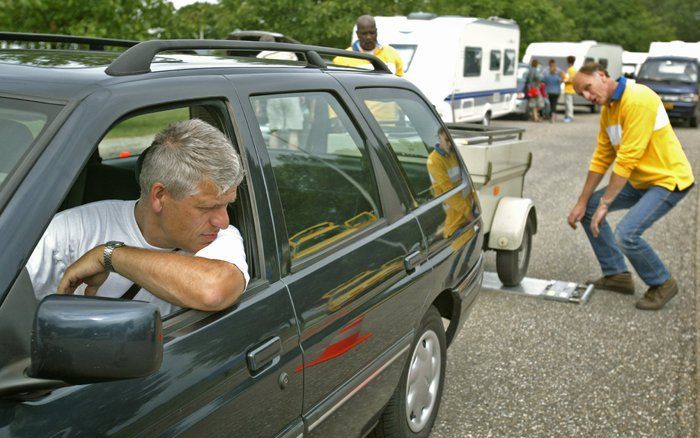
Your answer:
[27,119,249,316]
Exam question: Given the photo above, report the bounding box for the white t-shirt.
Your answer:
[26,200,250,316]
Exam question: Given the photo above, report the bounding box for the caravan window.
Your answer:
[490,50,501,71]
[463,47,482,77]
[503,49,516,75]
[391,44,418,73]
[598,58,608,69]
[585,57,595,64]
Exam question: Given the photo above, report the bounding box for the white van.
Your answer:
[523,41,623,112]
[622,51,648,79]
[357,13,520,125]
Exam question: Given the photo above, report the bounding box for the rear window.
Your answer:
[0,97,62,186]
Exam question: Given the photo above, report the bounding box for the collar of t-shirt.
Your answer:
[434,143,450,157]
[351,40,383,54]
[609,76,627,103]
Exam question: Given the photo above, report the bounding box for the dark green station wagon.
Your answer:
[0,33,483,437]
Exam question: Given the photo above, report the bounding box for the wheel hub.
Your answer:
[405,329,441,432]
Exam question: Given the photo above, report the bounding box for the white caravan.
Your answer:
[622,51,648,78]
[523,41,623,112]
[356,14,520,125]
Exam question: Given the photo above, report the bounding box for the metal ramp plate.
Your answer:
[482,272,595,304]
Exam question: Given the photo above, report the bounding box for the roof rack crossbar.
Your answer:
[0,32,137,51]
[104,39,392,76]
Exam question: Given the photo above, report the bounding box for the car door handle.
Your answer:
[404,251,422,273]
[247,336,282,374]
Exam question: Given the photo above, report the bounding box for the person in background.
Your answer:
[333,15,403,76]
[526,59,545,122]
[567,63,694,310]
[563,55,577,122]
[543,59,564,123]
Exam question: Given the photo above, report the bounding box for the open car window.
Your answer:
[26,101,257,322]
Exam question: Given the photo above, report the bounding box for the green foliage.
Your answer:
[0,0,697,53]
[0,0,175,40]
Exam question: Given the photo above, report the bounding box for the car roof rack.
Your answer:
[104,39,392,76]
[0,32,137,51]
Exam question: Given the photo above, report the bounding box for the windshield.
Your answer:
[390,44,417,73]
[0,97,62,186]
[638,59,698,84]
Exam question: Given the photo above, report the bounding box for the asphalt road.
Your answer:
[431,111,700,438]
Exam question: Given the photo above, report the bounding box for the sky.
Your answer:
[170,0,219,9]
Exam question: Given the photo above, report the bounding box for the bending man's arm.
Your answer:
[589,172,628,238]
[58,246,246,311]
[567,171,605,229]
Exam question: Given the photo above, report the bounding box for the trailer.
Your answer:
[358,13,520,125]
[448,123,535,285]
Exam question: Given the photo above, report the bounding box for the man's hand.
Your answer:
[567,201,587,229]
[590,203,609,238]
[57,245,109,296]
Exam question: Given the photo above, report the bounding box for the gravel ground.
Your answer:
[431,111,700,438]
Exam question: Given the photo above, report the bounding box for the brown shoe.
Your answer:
[587,272,635,295]
[636,277,678,310]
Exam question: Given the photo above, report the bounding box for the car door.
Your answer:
[0,79,303,437]
[232,71,431,437]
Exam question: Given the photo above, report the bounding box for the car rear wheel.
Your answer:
[496,219,533,286]
[371,306,446,438]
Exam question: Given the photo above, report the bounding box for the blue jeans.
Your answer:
[582,183,692,286]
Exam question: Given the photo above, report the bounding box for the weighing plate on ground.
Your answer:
[481,272,595,304]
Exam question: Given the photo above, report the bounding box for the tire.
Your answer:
[371,306,446,438]
[495,219,533,286]
[690,116,698,128]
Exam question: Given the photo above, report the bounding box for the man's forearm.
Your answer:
[578,171,606,204]
[599,172,628,206]
[112,247,245,311]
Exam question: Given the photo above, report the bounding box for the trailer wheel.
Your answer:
[482,111,492,126]
[496,220,533,286]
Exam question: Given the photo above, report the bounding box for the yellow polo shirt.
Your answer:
[427,148,471,238]
[333,44,404,77]
[564,66,577,94]
[589,80,694,191]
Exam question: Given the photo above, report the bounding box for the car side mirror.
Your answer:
[28,295,163,384]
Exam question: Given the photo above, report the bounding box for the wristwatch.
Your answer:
[103,241,126,272]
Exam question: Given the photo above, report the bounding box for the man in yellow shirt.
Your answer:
[563,55,577,122]
[567,63,694,310]
[333,15,404,76]
[427,127,472,238]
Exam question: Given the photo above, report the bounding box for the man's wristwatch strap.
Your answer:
[103,241,126,272]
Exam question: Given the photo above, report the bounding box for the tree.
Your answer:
[0,0,175,41]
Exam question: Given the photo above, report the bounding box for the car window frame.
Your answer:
[355,86,470,210]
